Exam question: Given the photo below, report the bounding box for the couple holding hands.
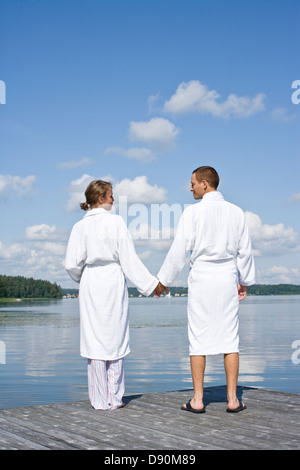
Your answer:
[65,166,255,414]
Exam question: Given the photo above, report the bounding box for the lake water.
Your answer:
[0,295,299,409]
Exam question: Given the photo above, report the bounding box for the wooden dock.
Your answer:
[0,385,299,451]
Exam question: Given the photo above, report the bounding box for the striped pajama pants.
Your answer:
[87,358,125,410]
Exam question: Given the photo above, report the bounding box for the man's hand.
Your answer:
[238,284,248,301]
[154,282,169,299]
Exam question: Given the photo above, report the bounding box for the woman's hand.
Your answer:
[238,284,248,301]
[154,282,169,299]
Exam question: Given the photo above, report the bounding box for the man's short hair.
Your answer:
[193,166,220,189]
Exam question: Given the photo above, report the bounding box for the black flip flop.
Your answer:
[226,401,247,413]
[181,399,206,414]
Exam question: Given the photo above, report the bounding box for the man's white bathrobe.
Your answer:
[65,208,158,361]
[158,191,255,356]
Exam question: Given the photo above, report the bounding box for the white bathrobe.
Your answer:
[157,191,255,356]
[65,208,158,360]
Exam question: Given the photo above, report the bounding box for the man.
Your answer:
[156,166,255,413]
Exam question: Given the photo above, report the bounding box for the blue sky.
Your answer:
[0,0,299,288]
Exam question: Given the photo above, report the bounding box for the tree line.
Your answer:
[0,275,62,299]
[4,276,299,301]
[127,285,300,297]
[63,284,300,298]
[247,284,300,295]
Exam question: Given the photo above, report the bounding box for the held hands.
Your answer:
[154,282,247,300]
[238,284,248,301]
[154,282,169,299]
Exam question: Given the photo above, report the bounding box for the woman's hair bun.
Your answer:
[80,202,89,211]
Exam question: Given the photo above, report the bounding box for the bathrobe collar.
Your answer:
[83,208,110,218]
[202,191,224,201]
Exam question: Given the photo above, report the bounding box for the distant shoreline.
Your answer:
[0,297,61,303]
[62,284,300,298]
[1,284,300,302]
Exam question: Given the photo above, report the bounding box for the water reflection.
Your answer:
[239,296,300,391]
[0,295,299,408]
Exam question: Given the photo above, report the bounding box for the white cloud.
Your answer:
[163,80,265,119]
[114,176,167,204]
[25,224,58,240]
[0,174,36,197]
[245,211,300,256]
[256,266,300,284]
[129,117,180,150]
[269,107,297,123]
[34,241,66,256]
[147,93,160,113]
[134,235,173,253]
[0,240,29,260]
[25,224,69,248]
[57,157,95,169]
[0,223,68,284]
[66,174,167,211]
[104,147,155,162]
[288,191,300,203]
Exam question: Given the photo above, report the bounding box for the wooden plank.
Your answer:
[120,388,299,450]
[0,386,299,450]
[0,426,50,450]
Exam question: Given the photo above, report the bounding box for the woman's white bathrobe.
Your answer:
[157,191,255,356]
[65,208,158,361]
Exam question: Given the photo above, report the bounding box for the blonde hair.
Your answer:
[80,180,112,211]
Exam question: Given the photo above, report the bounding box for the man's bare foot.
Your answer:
[226,399,246,413]
[181,398,205,413]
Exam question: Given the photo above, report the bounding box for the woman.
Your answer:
[65,180,160,410]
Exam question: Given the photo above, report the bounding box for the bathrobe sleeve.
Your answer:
[237,215,256,286]
[117,217,158,297]
[157,208,194,286]
[65,222,87,283]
